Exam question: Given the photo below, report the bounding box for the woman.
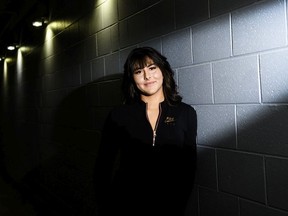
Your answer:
[96,47,197,216]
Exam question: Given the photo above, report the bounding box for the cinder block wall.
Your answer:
[1,0,288,215]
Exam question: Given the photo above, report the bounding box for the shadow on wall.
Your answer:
[21,73,123,216]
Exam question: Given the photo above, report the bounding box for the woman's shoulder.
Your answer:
[173,101,196,112]
[175,102,197,125]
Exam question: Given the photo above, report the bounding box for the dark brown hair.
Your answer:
[122,47,182,105]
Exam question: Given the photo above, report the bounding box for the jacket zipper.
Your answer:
[152,104,162,147]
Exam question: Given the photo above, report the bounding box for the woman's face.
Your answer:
[132,57,164,97]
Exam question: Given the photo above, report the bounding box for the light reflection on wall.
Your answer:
[95,0,106,7]
[102,0,113,15]
[3,59,8,85]
[187,0,287,150]
[4,57,15,64]
[48,20,69,31]
[20,46,33,55]
[43,25,55,58]
[3,59,8,97]
[17,49,23,83]
[43,20,71,58]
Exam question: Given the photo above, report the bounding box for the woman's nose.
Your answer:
[143,68,151,80]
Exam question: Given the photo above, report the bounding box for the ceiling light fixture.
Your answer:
[32,21,43,27]
[7,45,16,51]
[32,17,48,27]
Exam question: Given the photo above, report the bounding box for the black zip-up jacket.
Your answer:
[95,100,197,216]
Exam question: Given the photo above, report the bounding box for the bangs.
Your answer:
[132,56,155,71]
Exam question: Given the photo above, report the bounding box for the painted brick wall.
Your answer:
[1,0,288,215]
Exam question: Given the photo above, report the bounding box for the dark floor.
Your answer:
[0,176,38,216]
[0,175,98,216]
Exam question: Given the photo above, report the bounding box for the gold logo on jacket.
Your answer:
[164,116,176,125]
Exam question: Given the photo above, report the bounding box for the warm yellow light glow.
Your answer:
[43,25,55,57]
[17,49,23,82]
[4,57,14,63]
[102,0,113,14]
[20,46,33,53]
[95,0,106,6]
[102,0,116,28]
[45,26,54,41]
[48,20,71,31]
[3,59,8,95]
[48,22,63,31]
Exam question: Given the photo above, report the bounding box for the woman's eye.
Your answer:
[149,66,156,70]
[134,70,142,75]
